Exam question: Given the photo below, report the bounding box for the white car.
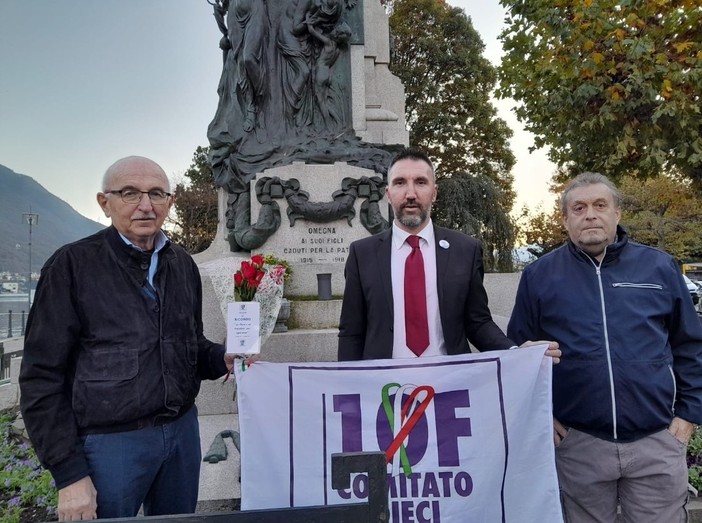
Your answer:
[683,274,702,311]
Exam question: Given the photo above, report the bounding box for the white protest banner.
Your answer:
[235,346,563,523]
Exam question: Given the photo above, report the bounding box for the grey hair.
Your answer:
[560,172,621,216]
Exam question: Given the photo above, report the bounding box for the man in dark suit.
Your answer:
[338,148,559,361]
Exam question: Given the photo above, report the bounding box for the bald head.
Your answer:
[102,156,170,193]
[97,155,173,250]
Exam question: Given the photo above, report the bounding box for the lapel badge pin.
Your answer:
[439,240,450,249]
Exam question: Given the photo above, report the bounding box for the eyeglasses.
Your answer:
[106,189,172,205]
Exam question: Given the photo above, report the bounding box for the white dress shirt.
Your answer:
[118,230,169,285]
[390,220,446,358]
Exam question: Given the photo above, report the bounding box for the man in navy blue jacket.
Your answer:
[508,172,702,523]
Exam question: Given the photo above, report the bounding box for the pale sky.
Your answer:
[0,0,557,225]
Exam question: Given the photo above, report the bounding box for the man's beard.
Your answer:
[397,204,429,229]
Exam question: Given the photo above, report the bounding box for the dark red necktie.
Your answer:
[404,235,429,356]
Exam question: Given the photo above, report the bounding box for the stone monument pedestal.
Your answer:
[250,161,389,298]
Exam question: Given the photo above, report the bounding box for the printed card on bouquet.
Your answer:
[227,302,261,354]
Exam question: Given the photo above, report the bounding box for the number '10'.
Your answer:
[333,390,472,467]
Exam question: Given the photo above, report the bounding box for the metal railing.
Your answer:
[0,310,27,340]
[0,341,22,383]
[1,352,11,383]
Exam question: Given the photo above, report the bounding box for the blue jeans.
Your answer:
[82,406,201,518]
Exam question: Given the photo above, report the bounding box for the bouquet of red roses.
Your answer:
[234,254,266,302]
[227,254,287,355]
[199,253,286,353]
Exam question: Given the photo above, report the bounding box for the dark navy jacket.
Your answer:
[508,227,702,442]
[19,226,227,489]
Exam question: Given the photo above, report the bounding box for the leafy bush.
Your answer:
[0,413,57,523]
[688,427,702,493]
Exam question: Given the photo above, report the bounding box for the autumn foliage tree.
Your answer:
[620,172,702,260]
[498,1,702,187]
[517,203,567,259]
[169,146,218,254]
[517,173,702,262]
[388,0,517,269]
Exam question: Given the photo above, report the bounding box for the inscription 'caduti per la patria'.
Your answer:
[281,226,351,263]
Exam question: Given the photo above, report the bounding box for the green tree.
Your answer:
[517,203,567,259]
[389,0,516,196]
[388,0,517,270]
[169,146,218,254]
[498,1,702,187]
[433,173,516,271]
[620,173,702,260]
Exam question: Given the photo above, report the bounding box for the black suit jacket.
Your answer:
[338,225,513,360]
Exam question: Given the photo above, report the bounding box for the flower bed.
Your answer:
[689,427,702,494]
[0,411,57,523]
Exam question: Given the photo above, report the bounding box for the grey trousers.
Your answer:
[556,428,689,523]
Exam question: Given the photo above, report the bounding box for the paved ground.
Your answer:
[482,272,521,319]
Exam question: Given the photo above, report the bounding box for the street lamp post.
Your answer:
[22,211,39,313]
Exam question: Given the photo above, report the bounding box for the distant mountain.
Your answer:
[0,164,105,275]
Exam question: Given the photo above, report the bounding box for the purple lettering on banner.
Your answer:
[454,471,473,497]
[421,472,440,497]
[352,473,368,498]
[401,500,415,522]
[389,472,458,499]
[434,390,472,467]
[398,472,408,497]
[437,471,453,494]
[376,393,429,466]
[387,473,398,498]
[333,394,363,452]
[416,500,433,523]
[392,499,441,523]
[336,487,352,500]
[408,472,421,497]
